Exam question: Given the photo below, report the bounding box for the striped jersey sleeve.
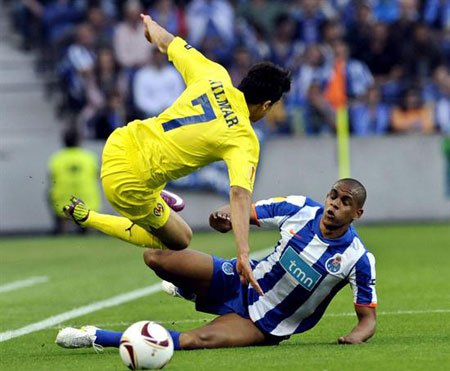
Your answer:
[253,196,307,228]
[348,252,377,307]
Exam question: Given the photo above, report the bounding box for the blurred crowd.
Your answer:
[8,0,450,138]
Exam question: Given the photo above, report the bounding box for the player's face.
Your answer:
[322,184,363,230]
[249,101,273,122]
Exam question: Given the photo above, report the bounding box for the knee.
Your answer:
[168,226,192,251]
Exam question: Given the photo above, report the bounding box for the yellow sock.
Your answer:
[83,211,165,249]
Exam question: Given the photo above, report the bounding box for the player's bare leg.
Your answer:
[180,313,271,349]
[147,210,193,251]
[143,248,213,297]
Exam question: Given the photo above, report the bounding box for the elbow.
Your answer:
[230,186,251,200]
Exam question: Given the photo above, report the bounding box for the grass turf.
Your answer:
[0,224,449,370]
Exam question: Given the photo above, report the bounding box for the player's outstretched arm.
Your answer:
[140,14,174,54]
[338,306,376,344]
[230,186,264,296]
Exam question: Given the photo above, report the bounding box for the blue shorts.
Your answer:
[195,256,250,320]
[195,256,290,345]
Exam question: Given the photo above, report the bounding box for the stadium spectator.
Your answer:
[349,86,391,136]
[345,2,375,62]
[113,0,152,70]
[88,89,127,140]
[47,128,101,234]
[424,65,450,133]
[288,43,328,107]
[304,82,336,135]
[268,14,303,70]
[56,179,377,350]
[321,19,345,50]
[391,87,435,133]
[388,0,419,57]
[148,0,187,37]
[132,48,184,118]
[40,0,82,47]
[359,22,397,81]
[185,0,235,65]
[58,23,96,113]
[185,0,235,48]
[79,46,127,136]
[324,40,374,108]
[423,0,450,31]
[228,46,254,86]
[93,46,127,98]
[237,0,288,36]
[294,0,329,44]
[85,5,114,49]
[400,22,444,84]
[11,0,44,51]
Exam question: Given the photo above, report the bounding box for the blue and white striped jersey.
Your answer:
[248,196,377,337]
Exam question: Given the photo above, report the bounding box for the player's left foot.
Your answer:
[55,326,103,352]
[161,190,185,212]
[63,196,90,225]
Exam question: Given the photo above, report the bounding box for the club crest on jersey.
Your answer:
[154,203,164,217]
[325,254,342,274]
[221,262,234,275]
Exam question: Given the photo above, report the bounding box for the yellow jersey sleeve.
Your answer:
[221,129,260,193]
[167,37,232,86]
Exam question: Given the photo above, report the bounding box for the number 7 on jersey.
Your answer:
[162,94,216,132]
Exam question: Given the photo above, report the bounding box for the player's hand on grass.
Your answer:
[337,335,364,345]
[237,253,264,296]
[209,211,232,233]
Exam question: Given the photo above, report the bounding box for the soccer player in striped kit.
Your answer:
[57,178,376,350]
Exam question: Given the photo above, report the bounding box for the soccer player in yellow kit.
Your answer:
[64,14,291,294]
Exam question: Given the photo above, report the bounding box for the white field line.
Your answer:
[0,284,161,342]
[0,247,274,343]
[0,276,48,294]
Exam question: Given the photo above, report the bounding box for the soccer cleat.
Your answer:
[63,196,90,225]
[161,190,185,212]
[161,280,196,302]
[55,325,103,352]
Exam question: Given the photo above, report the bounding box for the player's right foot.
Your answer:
[161,280,196,302]
[63,196,90,225]
[55,326,102,352]
[161,190,185,212]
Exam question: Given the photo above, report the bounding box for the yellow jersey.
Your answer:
[126,37,259,193]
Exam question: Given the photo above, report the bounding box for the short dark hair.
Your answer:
[334,178,367,208]
[63,128,80,148]
[237,62,291,105]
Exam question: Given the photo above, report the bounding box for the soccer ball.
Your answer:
[119,321,174,370]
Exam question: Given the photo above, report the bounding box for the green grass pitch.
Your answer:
[0,224,449,370]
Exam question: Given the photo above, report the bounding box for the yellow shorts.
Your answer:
[100,127,170,230]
